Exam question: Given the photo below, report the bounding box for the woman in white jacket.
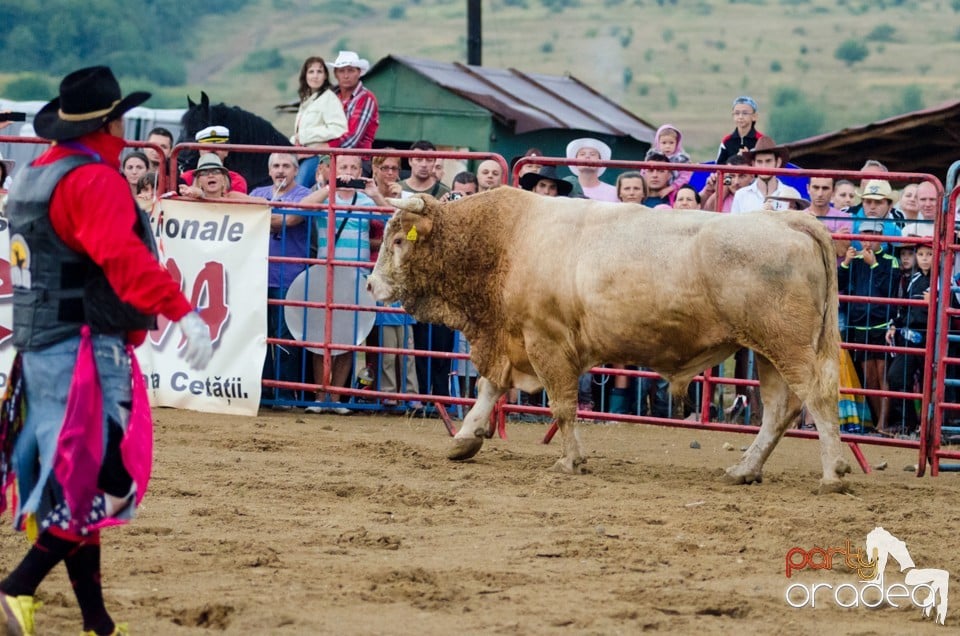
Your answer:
[292,56,347,188]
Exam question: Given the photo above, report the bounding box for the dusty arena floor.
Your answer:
[2,408,959,635]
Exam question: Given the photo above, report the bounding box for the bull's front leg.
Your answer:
[448,376,506,461]
[549,386,587,474]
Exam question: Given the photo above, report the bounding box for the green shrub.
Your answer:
[3,75,56,101]
[834,39,869,66]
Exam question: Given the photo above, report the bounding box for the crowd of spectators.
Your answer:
[2,80,953,433]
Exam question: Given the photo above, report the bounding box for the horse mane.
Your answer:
[178,92,291,190]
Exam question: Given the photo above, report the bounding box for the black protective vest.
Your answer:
[6,154,158,351]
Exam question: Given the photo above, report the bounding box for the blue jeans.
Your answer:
[297,156,319,189]
[13,333,133,529]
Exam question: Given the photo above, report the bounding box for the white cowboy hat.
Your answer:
[565,137,612,177]
[329,51,370,76]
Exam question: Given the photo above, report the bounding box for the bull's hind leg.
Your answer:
[790,366,851,494]
[725,356,801,486]
[448,376,507,461]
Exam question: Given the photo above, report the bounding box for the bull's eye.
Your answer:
[393,237,403,246]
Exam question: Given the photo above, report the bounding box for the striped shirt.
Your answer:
[329,82,379,149]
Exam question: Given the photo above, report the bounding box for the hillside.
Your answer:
[8,0,960,160]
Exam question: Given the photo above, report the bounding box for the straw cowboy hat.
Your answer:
[519,166,574,196]
[195,153,230,177]
[858,179,899,203]
[765,192,811,210]
[742,136,790,164]
[33,66,150,141]
[565,137,612,177]
[329,51,370,76]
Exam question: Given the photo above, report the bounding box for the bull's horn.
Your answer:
[386,197,425,213]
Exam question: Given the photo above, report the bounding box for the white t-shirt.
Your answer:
[731,180,802,214]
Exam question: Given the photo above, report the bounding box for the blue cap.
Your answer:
[732,96,758,112]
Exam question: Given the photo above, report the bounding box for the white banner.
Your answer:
[136,199,271,416]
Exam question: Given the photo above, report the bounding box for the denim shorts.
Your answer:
[12,333,133,530]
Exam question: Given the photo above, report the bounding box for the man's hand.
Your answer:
[862,247,876,266]
[176,311,213,369]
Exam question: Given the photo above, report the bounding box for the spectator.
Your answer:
[450,170,478,196]
[730,137,801,213]
[177,154,262,201]
[121,151,149,198]
[896,183,919,222]
[615,171,646,204]
[401,140,450,198]
[301,154,373,414]
[291,56,348,189]
[1,64,211,636]
[0,150,13,189]
[845,160,890,219]
[805,177,851,261]
[143,126,174,172]
[716,96,765,165]
[180,125,249,194]
[327,51,379,151]
[371,151,404,200]
[519,166,573,197]
[653,124,692,199]
[566,138,618,201]
[832,179,857,212]
[433,158,446,186]
[136,171,157,210]
[249,153,312,408]
[885,243,932,436]
[476,159,503,192]
[851,180,902,248]
[674,185,701,210]
[839,220,900,430]
[401,144,456,397]
[641,151,673,207]
[901,181,938,238]
[700,155,752,213]
[511,147,544,181]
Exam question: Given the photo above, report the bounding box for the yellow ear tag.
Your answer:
[406,226,418,242]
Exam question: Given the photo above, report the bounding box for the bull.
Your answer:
[366,188,851,493]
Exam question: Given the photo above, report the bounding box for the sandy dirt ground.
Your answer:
[3,408,959,635]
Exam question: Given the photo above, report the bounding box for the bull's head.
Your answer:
[366,196,434,302]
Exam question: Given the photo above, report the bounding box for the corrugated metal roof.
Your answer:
[785,100,960,180]
[373,55,655,143]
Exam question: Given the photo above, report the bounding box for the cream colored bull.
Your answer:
[367,188,851,493]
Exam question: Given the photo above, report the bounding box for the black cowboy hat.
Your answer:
[34,66,150,141]
[519,166,574,196]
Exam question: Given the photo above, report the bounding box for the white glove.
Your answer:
[176,311,213,370]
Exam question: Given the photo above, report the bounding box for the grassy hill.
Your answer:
[12,0,960,160]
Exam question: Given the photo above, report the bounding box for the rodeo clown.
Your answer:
[0,67,213,636]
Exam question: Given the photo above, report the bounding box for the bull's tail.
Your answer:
[792,217,841,391]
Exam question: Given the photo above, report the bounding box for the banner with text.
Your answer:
[136,199,270,416]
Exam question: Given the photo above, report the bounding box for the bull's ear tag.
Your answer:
[406,225,419,242]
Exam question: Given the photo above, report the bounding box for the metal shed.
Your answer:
[361,55,656,165]
[784,100,960,182]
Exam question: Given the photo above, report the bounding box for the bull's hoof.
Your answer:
[549,457,587,475]
[835,458,853,477]
[722,465,762,485]
[817,478,848,495]
[447,436,484,461]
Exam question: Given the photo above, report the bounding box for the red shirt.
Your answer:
[34,131,192,344]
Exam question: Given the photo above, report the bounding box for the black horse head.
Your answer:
[179,92,291,190]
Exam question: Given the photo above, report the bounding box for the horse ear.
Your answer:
[201,92,209,109]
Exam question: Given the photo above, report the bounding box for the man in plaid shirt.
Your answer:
[328,51,379,150]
